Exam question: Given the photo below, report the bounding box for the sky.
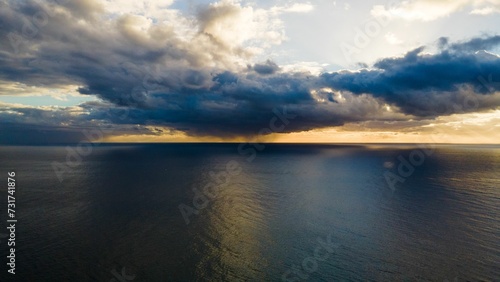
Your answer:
[0,0,499,144]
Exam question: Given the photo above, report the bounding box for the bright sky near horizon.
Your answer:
[0,0,499,144]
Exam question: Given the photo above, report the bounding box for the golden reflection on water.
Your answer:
[195,163,271,281]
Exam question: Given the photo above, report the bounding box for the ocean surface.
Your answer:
[0,143,499,281]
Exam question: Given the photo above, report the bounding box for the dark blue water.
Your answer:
[0,144,499,281]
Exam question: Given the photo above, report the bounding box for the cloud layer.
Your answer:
[371,0,500,21]
[0,0,499,143]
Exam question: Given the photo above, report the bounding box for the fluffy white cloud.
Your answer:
[198,0,286,54]
[371,0,500,21]
[470,6,500,14]
[274,2,315,13]
[385,32,403,45]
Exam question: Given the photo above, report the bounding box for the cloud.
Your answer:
[272,2,315,13]
[197,0,286,53]
[385,32,403,45]
[447,35,500,52]
[101,0,175,16]
[371,0,500,21]
[251,60,280,75]
[470,6,500,14]
[321,37,500,116]
[0,0,499,143]
[0,101,156,144]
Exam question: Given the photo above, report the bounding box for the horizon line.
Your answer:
[1,141,499,146]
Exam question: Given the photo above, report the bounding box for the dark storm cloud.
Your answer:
[75,75,355,137]
[321,42,500,116]
[0,0,499,142]
[448,35,500,53]
[0,103,156,144]
[251,60,280,75]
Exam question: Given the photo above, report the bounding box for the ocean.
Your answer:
[0,143,498,281]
